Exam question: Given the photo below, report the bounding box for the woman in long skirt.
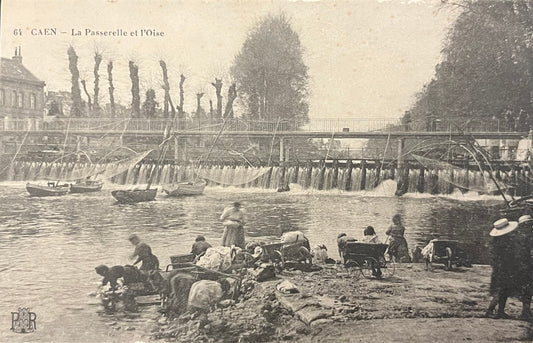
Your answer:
[220,202,246,248]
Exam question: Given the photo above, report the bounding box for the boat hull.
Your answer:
[163,181,206,196]
[111,189,157,203]
[26,183,69,197]
[70,181,103,193]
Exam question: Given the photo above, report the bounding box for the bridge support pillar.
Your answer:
[397,138,404,170]
[280,138,285,163]
[173,136,179,161]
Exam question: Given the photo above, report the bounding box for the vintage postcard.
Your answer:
[1,0,532,342]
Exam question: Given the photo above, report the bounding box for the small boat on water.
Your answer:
[26,182,69,197]
[111,188,158,204]
[70,179,103,193]
[163,180,207,196]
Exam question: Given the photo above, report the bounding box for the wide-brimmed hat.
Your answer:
[490,218,519,237]
[519,215,533,224]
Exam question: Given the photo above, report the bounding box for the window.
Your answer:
[30,93,36,109]
[11,91,17,107]
[18,92,24,108]
[0,89,5,106]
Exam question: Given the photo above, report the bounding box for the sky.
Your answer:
[0,0,459,122]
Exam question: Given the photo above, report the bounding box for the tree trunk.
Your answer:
[196,93,204,128]
[224,83,237,118]
[80,79,92,111]
[160,60,171,118]
[107,61,116,116]
[129,61,140,117]
[67,46,83,117]
[178,74,186,127]
[211,78,223,121]
[93,52,102,110]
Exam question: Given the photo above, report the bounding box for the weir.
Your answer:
[3,159,529,195]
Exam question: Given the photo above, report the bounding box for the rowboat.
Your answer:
[111,188,157,203]
[26,182,69,197]
[70,180,103,193]
[163,180,206,196]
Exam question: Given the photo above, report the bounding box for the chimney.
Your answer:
[12,46,22,63]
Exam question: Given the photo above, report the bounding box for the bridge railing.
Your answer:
[0,116,521,134]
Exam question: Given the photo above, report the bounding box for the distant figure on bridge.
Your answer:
[503,108,515,132]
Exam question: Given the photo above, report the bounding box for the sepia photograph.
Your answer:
[2,0,533,341]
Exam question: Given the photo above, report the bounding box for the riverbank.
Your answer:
[149,263,532,342]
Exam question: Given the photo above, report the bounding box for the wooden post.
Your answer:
[292,164,299,184]
[373,159,382,188]
[332,159,339,189]
[360,159,367,190]
[173,136,179,161]
[417,166,425,193]
[345,159,353,191]
[280,138,285,163]
[318,162,326,190]
[306,161,313,189]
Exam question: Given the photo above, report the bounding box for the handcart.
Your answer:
[259,239,312,268]
[423,239,472,271]
[340,242,395,279]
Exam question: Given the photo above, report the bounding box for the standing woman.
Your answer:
[486,218,532,320]
[385,214,411,262]
[220,202,246,248]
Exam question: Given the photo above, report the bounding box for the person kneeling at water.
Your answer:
[129,234,160,271]
[187,279,233,326]
[95,265,145,291]
[191,235,212,260]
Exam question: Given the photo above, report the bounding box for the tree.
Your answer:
[231,13,309,125]
[406,1,533,130]
[67,46,83,117]
[93,52,102,110]
[107,61,116,116]
[141,89,158,118]
[129,61,140,117]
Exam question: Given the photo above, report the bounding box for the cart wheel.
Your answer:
[361,257,380,279]
[379,256,395,278]
[444,247,453,271]
[345,259,362,279]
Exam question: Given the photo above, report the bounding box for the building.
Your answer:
[0,47,45,119]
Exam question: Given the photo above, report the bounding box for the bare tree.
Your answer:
[129,61,140,117]
[224,83,237,118]
[80,79,92,110]
[107,61,115,116]
[67,46,83,117]
[159,60,176,118]
[93,52,102,110]
[211,78,223,121]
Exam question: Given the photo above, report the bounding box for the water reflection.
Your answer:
[0,184,503,342]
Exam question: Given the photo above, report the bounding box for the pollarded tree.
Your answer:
[231,13,309,125]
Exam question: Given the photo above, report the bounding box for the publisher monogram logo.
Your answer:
[11,307,37,333]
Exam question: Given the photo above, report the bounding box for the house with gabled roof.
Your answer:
[0,47,46,119]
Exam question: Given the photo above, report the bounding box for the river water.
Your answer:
[0,180,505,342]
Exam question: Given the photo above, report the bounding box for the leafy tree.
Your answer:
[231,14,309,125]
[406,1,533,131]
[141,89,158,118]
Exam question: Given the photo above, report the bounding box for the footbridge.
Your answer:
[0,117,529,140]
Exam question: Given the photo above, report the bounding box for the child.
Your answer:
[363,226,380,244]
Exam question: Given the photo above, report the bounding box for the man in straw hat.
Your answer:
[486,218,533,320]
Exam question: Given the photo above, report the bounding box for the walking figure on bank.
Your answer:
[220,202,246,249]
[486,217,533,320]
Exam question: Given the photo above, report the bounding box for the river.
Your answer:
[0,180,505,342]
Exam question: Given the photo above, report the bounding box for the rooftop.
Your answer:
[0,57,45,86]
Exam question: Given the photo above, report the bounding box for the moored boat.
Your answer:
[111,188,157,203]
[26,182,69,197]
[163,180,206,196]
[70,180,103,193]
